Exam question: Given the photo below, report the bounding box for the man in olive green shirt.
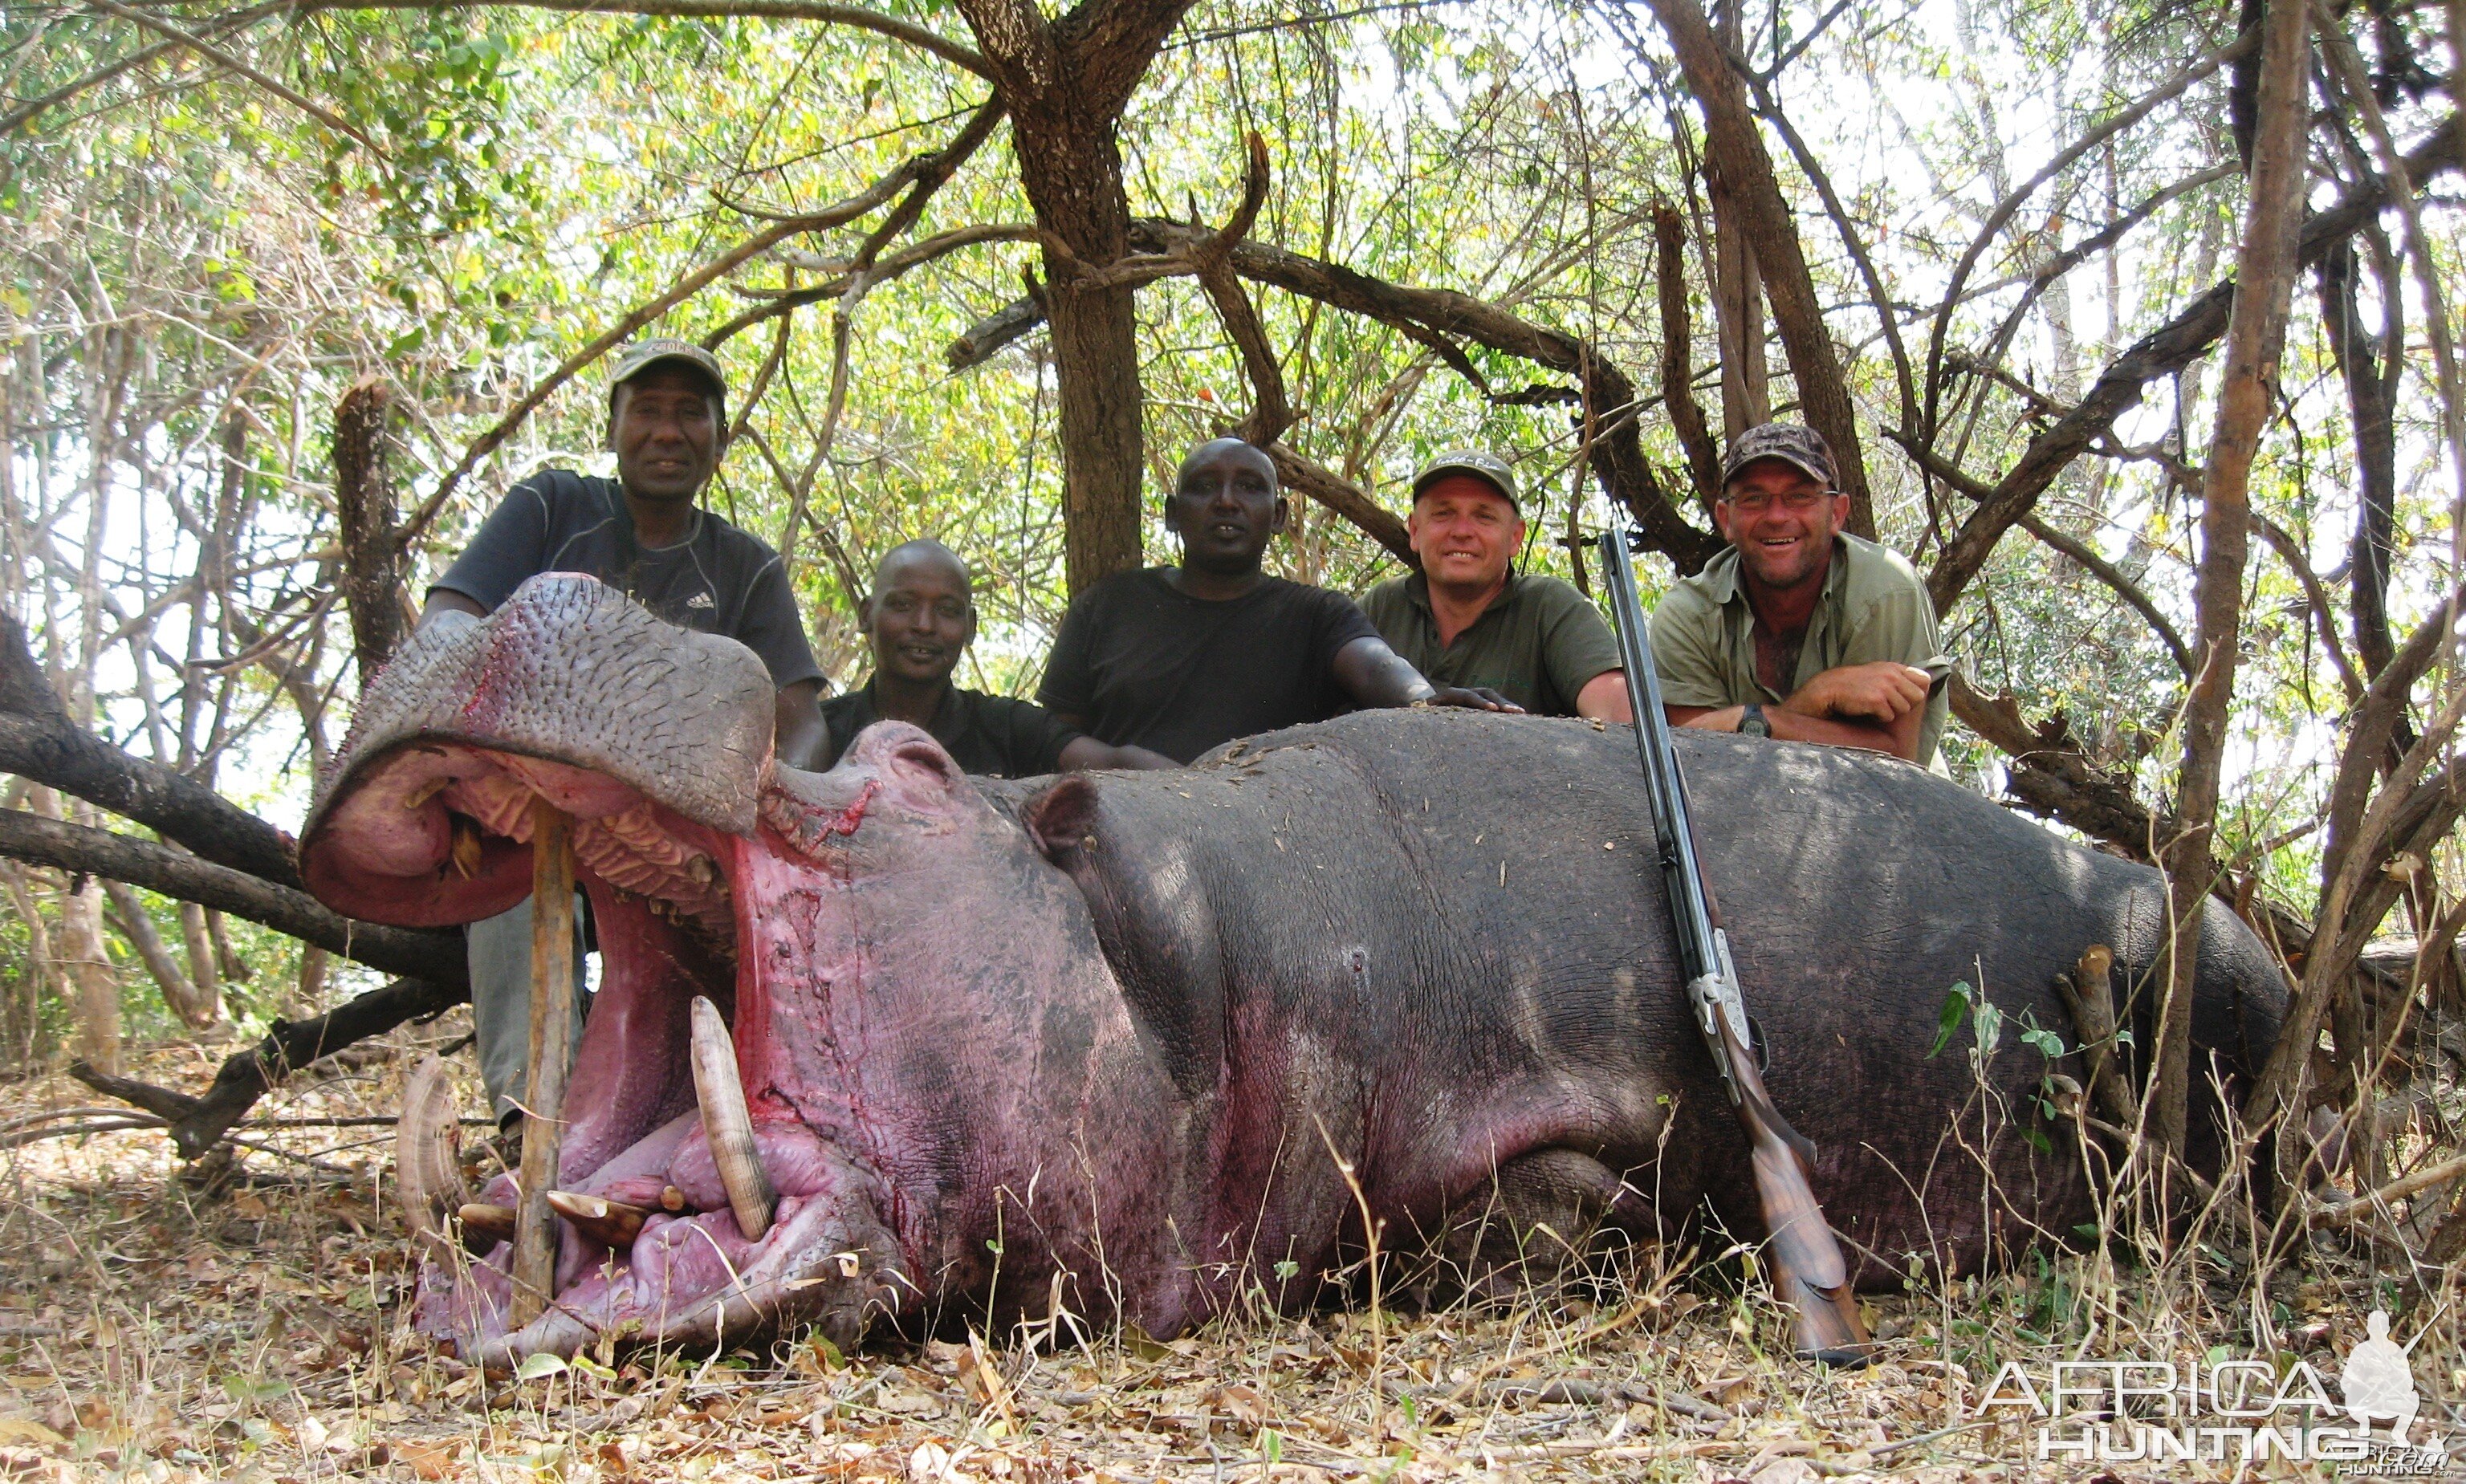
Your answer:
[1360,449,1629,720]
[1649,424,1951,764]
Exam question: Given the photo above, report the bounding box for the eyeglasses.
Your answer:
[1719,489,1835,515]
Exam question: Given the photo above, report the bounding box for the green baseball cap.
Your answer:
[608,339,728,417]
[1410,449,1520,512]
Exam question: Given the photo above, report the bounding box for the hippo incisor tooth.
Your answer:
[449,815,485,879]
[688,994,776,1242]
[660,1185,688,1213]
[545,1190,650,1247]
[456,1201,518,1246]
[397,1055,478,1257]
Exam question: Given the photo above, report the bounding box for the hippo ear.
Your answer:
[1021,775,1101,865]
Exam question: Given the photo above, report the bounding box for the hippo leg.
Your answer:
[1424,1149,1646,1303]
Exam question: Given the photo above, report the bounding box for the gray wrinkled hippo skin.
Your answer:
[1018,713,2283,1300]
[302,575,2286,1361]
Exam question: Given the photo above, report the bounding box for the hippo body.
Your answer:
[303,577,2285,1360]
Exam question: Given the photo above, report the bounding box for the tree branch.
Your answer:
[1924,113,2463,614]
[72,975,469,1158]
[1264,444,1414,566]
[0,808,464,988]
[2015,513,2195,677]
[1639,0,1874,533]
[1131,218,1722,571]
[83,0,381,151]
[1654,203,1723,511]
[0,611,302,886]
[305,0,990,75]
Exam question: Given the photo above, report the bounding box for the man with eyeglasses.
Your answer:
[1648,424,1951,765]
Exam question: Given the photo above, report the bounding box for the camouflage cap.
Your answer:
[608,339,727,413]
[1720,422,1837,492]
[1410,448,1520,512]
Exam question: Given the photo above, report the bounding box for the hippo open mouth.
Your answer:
[303,575,912,1362]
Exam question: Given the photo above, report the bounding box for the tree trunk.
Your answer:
[2317,237,2401,677]
[30,788,119,1074]
[2154,0,2311,1168]
[177,902,221,1023]
[333,376,409,682]
[61,875,118,1075]
[1,860,57,1064]
[1657,204,1725,513]
[1015,112,1149,595]
[1642,0,1873,535]
[101,879,216,1030]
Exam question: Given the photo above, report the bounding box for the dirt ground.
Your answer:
[0,1023,2452,1483]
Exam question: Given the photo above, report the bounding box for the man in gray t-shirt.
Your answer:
[421,339,828,1131]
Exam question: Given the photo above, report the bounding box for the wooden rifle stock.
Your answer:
[1592,527,1872,1366]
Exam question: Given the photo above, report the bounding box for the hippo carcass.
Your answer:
[302,575,2286,1361]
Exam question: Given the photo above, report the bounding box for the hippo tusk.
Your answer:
[457,1201,519,1246]
[397,1055,483,1258]
[688,995,776,1242]
[545,1191,651,1248]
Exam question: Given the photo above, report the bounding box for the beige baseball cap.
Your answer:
[609,339,727,418]
[1410,449,1520,512]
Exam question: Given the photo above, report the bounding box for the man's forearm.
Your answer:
[1331,637,1436,708]
[1668,703,1917,760]
[1058,737,1179,771]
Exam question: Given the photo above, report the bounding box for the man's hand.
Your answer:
[1780,661,1931,722]
[1423,685,1521,713]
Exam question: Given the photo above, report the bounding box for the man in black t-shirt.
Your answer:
[421,338,828,1130]
[822,541,1175,775]
[1039,438,1514,764]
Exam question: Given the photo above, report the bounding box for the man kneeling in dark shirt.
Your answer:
[1038,437,1516,764]
[823,540,1177,775]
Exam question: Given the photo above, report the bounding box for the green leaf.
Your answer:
[219,1374,289,1403]
[515,1352,568,1381]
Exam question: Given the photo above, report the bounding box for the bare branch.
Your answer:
[1265,445,1413,566]
[0,808,464,988]
[83,0,380,151]
[946,295,1044,371]
[1919,29,2259,442]
[394,101,999,556]
[1923,113,2464,614]
[0,611,301,886]
[2015,512,2195,677]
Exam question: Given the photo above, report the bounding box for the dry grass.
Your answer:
[0,1023,2457,1483]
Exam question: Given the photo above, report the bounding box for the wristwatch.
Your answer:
[1737,702,1772,739]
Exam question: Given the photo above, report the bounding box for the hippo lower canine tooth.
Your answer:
[688,994,776,1241]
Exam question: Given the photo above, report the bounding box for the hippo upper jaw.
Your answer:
[303,575,926,1360]
[299,574,775,930]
